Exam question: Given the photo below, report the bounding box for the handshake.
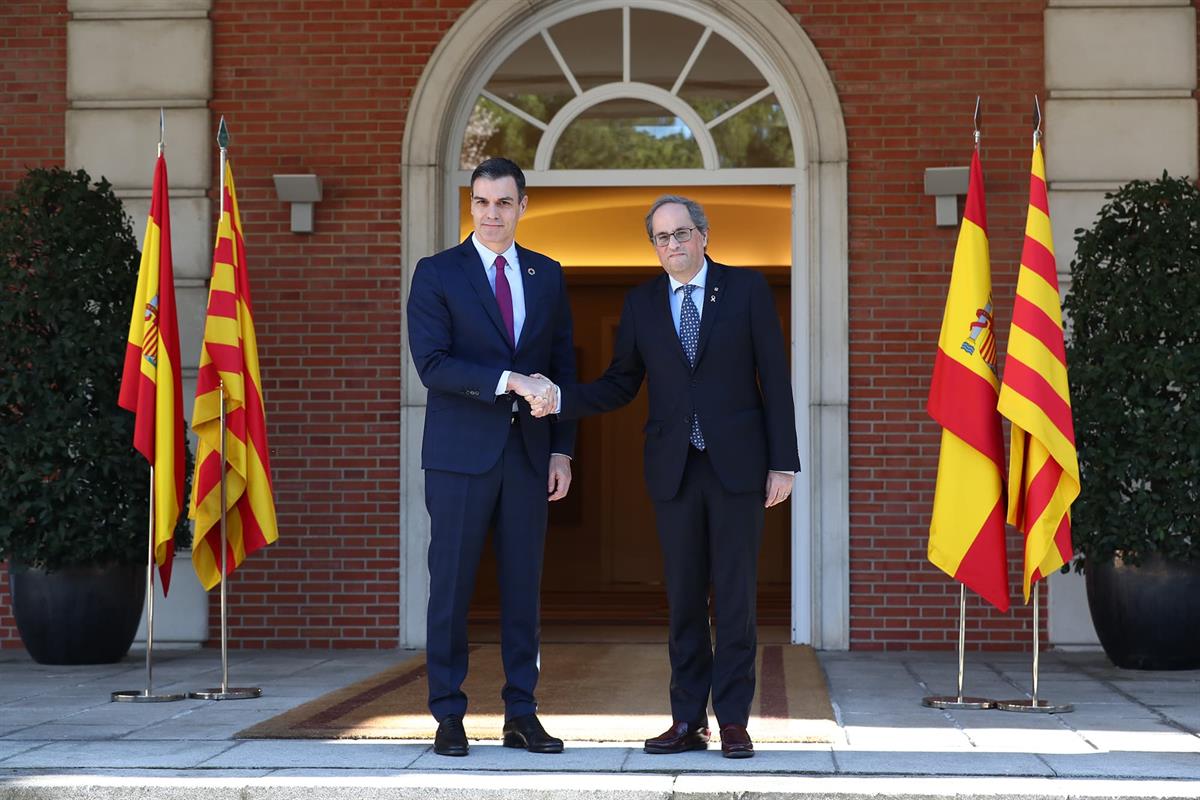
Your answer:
[507,372,560,418]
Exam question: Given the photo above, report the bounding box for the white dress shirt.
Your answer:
[668,259,708,333]
[469,234,525,397]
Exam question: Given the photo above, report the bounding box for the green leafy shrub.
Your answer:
[0,167,190,571]
[1064,172,1200,570]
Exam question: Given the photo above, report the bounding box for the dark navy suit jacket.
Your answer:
[407,237,576,477]
[560,260,799,501]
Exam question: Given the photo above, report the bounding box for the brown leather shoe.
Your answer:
[643,720,710,754]
[719,724,754,758]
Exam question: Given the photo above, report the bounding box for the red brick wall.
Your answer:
[788,1,1046,649]
[2,0,1072,652]
[204,0,472,648]
[0,0,68,650]
[206,0,1051,650]
[0,2,67,190]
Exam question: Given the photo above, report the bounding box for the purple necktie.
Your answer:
[493,255,515,346]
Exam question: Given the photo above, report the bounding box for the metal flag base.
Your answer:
[922,695,995,710]
[112,464,184,704]
[188,377,262,705]
[188,687,262,701]
[997,580,1073,714]
[111,689,186,703]
[995,697,1073,713]
[920,583,997,710]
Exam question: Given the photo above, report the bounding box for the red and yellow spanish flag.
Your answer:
[190,160,278,590]
[997,141,1079,602]
[118,153,185,595]
[927,150,1010,612]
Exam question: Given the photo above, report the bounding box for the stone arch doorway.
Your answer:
[400,0,849,649]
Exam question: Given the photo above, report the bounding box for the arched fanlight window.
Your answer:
[460,5,794,171]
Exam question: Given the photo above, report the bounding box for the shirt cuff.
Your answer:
[496,370,511,396]
[550,452,572,461]
[769,470,795,476]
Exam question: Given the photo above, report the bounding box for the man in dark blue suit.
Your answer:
[407,158,575,757]
[533,195,800,758]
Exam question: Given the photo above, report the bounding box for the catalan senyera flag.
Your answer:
[190,160,278,591]
[927,150,1010,612]
[997,141,1079,602]
[118,152,185,595]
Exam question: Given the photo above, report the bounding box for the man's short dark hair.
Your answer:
[471,158,526,199]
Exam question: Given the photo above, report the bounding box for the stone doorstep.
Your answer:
[2,774,1200,800]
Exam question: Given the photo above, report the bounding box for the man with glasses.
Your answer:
[408,157,575,757]
[531,195,800,758]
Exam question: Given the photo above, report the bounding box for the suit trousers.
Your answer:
[424,422,547,722]
[653,446,765,728]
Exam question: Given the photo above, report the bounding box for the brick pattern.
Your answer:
[1,0,1085,651]
[0,1,67,649]
[200,0,472,648]
[0,2,66,191]
[786,0,1047,649]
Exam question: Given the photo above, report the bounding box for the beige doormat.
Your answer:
[237,643,838,743]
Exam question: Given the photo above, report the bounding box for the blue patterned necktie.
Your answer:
[678,284,706,450]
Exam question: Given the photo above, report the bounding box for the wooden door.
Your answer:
[470,267,792,624]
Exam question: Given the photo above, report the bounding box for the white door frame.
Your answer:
[400,0,849,649]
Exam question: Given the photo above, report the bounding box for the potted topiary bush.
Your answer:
[0,166,190,665]
[1064,171,1200,670]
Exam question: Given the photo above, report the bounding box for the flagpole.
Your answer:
[114,110,184,703]
[112,467,185,702]
[997,580,1072,713]
[189,118,262,702]
[219,378,228,691]
[923,98,996,712]
[922,583,995,709]
[996,98,1071,715]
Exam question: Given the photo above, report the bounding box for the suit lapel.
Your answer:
[694,261,727,364]
[458,238,512,350]
[514,244,543,352]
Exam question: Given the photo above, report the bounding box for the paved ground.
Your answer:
[0,645,1196,798]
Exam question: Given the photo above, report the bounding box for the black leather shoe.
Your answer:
[433,715,468,756]
[643,720,710,754]
[502,713,564,753]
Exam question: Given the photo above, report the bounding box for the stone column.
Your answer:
[66,0,214,645]
[1044,0,1197,645]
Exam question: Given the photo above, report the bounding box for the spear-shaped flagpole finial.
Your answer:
[158,108,164,156]
[216,116,229,221]
[1032,95,1043,148]
[973,96,982,149]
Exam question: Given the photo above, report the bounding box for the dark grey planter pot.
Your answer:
[1085,552,1200,670]
[7,562,145,665]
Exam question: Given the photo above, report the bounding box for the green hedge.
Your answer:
[1064,172,1200,569]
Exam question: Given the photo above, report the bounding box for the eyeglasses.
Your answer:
[651,227,699,247]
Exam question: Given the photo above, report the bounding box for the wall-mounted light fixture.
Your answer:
[272,173,323,234]
[923,166,969,227]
